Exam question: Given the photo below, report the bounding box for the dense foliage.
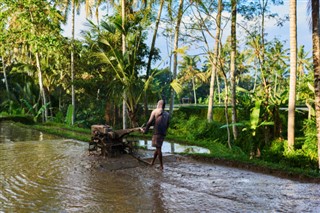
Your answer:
[0,0,319,171]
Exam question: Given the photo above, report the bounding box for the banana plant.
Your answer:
[221,92,274,137]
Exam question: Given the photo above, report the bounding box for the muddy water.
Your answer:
[1,122,320,212]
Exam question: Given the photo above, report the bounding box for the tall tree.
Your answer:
[70,0,78,125]
[3,0,64,121]
[207,0,223,122]
[287,0,297,150]
[169,0,184,115]
[144,0,165,117]
[173,55,207,104]
[62,0,95,125]
[60,0,81,125]
[145,0,164,78]
[230,0,238,140]
[94,13,156,127]
[310,0,320,170]
[122,0,127,129]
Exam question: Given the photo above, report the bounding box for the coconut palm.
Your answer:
[174,55,207,104]
[309,0,320,170]
[207,0,223,122]
[169,0,184,115]
[94,14,156,127]
[287,0,297,150]
[144,0,165,117]
[230,0,238,140]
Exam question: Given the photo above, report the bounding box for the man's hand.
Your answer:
[139,127,145,133]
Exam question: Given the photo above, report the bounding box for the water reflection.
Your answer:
[1,121,320,212]
[0,121,58,143]
[135,139,210,154]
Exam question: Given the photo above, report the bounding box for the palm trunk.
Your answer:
[207,0,222,121]
[261,0,271,145]
[253,59,258,92]
[230,0,238,140]
[122,0,127,129]
[216,72,221,104]
[146,0,164,78]
[192,77,197,104]
[311,0,320,170]
[1,56,9,96]
[169,0,184,115]
[222,72,231,149]
[71,0,76,125]
[288,0,297,150]
[144,0,165,117]
[35,52,47,122]
[95,6,100,27]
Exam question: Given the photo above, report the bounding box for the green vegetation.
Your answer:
[1,1,320,179]
[13,104,320,180]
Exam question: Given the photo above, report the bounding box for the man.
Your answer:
[142,100,170,170]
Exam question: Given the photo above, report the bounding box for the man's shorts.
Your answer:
[152,134,165,148]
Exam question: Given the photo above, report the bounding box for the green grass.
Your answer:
[16,122,91,142]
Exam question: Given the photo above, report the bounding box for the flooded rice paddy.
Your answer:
[1,121,320,212]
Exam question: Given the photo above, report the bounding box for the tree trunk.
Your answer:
[144,0,165,117]
[192,77,197,104]
[169,0,184,115]
[288,0,297,150]
[260,0,270,146]
[216,72,221,104]
[273,106,282,138]
[127,109,139,128]
[230,0,238,140]
[71,0,76,125]
[311,0,320,170]
[207,0,222,122]
[1,56,9,96]
[35,52,47,122]
[222,72,231,149]
[122,0,127,129]
[146,0,164,78]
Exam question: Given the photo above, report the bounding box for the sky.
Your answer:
[62,0,313,67]
[269,0,312,51]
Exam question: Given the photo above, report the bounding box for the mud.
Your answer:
[1,122,320,212]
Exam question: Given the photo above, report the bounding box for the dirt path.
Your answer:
[87,153,320,212]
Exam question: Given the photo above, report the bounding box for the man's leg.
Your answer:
[151,149,158,165]
[158,147,163,169]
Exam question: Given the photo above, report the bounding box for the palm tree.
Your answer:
[146,0,165,79]
[297,45,311,78]
[94,11,155,127]
[287,0,297,151]
[230,0,238,140]
[309,0,320,170]
[61,0,81,125]
[169,0,184,115]
[144,0,165,117]
[121,0,127,129]
[175,55,207,104]
[207,0,223,122]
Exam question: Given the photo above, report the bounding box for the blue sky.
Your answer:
[62,0,313,66]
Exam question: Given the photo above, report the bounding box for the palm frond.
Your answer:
[170,79,183,95]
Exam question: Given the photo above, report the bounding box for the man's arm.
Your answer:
[143,110,155,133]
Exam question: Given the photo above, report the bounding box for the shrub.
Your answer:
[302,119,318,161]
[261,139,285,163]
[169,110,227,143]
